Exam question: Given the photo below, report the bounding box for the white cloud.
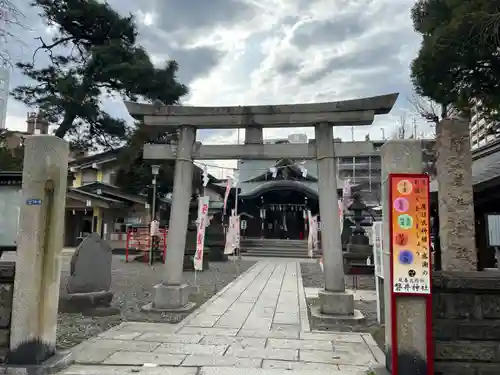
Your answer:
[6,0,433,174]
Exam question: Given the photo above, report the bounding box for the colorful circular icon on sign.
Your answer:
[393,197,409,213]
[397,214,413,229]
[398,250,414,265]
[394,232,409,246]
[397,180,412,195]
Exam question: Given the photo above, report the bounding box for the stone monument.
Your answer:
[59,233,119,316]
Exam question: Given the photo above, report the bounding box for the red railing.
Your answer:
[125,227,167,263]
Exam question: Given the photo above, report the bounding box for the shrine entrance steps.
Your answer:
[240,238,321,258]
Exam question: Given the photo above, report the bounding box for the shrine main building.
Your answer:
[234,137,385,239]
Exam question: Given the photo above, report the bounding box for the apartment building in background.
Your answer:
[470,102,499,149]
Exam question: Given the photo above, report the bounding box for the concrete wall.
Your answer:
[433,271,500,374]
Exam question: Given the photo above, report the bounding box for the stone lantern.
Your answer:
[343,191,373,272]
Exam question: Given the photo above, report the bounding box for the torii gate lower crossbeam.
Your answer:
[127,93,399,319]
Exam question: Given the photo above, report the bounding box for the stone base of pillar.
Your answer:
[4,350,73,372]
[310,290,365,326]
[320,290,355,315]
[141,283,196,313]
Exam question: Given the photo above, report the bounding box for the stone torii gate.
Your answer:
[125,93,398,319]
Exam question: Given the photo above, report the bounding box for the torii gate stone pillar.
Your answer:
[125,93,398,316]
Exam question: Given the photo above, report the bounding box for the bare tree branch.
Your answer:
[0,0,29,67]
[391,114,413,139]
[407,94,442,124]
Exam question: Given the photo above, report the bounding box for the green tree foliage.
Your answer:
[410,0,500,119]
[12,0,187,150]
[114,124,203,197]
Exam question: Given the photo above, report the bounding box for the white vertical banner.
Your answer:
[234,215,240,249]
[224,215,236,254]
[307,210,314,257]
[194,196,210,271]
[222,178,232,215]
[372,221,384,279]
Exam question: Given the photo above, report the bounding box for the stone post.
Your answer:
[9,135,69,363]
[381,140,428,373]
[436,118,476,271]
[151,125,196,311]
[313,123,357,319]
[315,123,344,292]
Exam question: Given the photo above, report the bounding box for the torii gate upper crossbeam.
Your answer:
[124,93,398,129]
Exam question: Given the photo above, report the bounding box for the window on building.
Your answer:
[81,170,97,185]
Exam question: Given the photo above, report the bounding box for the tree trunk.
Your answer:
[54,112,77,139]
[435,117,477,271]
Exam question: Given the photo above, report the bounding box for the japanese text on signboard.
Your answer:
[390,174,431,295]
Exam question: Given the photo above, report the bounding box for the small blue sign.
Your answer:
[26,199,43,205]
[398,250,414,265]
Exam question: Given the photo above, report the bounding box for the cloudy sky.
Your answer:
[4,0,432,177]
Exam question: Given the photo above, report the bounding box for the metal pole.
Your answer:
[150,176,157,265]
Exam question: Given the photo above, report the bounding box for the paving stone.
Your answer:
[182,355,262,368]
[200,335,266,348]
[271,323,301,332]
[185,314,221,327]
[97,331,143,340]
[154,342,228,356]
[67,261,372,373]
[242,318,272,331]
[60,365,198,375]
[199,367,356,375]
[262,359,341,371]
[72,348,116,364]
[177,326,239,336]
[118,322,178,333]
[226,346,298,361]
[338,364,371,372]
[267,338,333,351]
[102,351,186,366]
[300,349,376,366]
[300,332,365,343]
[79,339,160,352]
[215,316,248,328]
[273,312,300,325]
[361,332,378,347]
[238,329,299,339]
[137,333,203,344]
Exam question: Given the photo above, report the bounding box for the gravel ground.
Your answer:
[57,255,256,350]
[300,262,384,348]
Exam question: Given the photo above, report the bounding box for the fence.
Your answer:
[125,226,167,263]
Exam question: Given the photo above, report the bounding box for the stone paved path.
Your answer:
[61,260,384,375]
